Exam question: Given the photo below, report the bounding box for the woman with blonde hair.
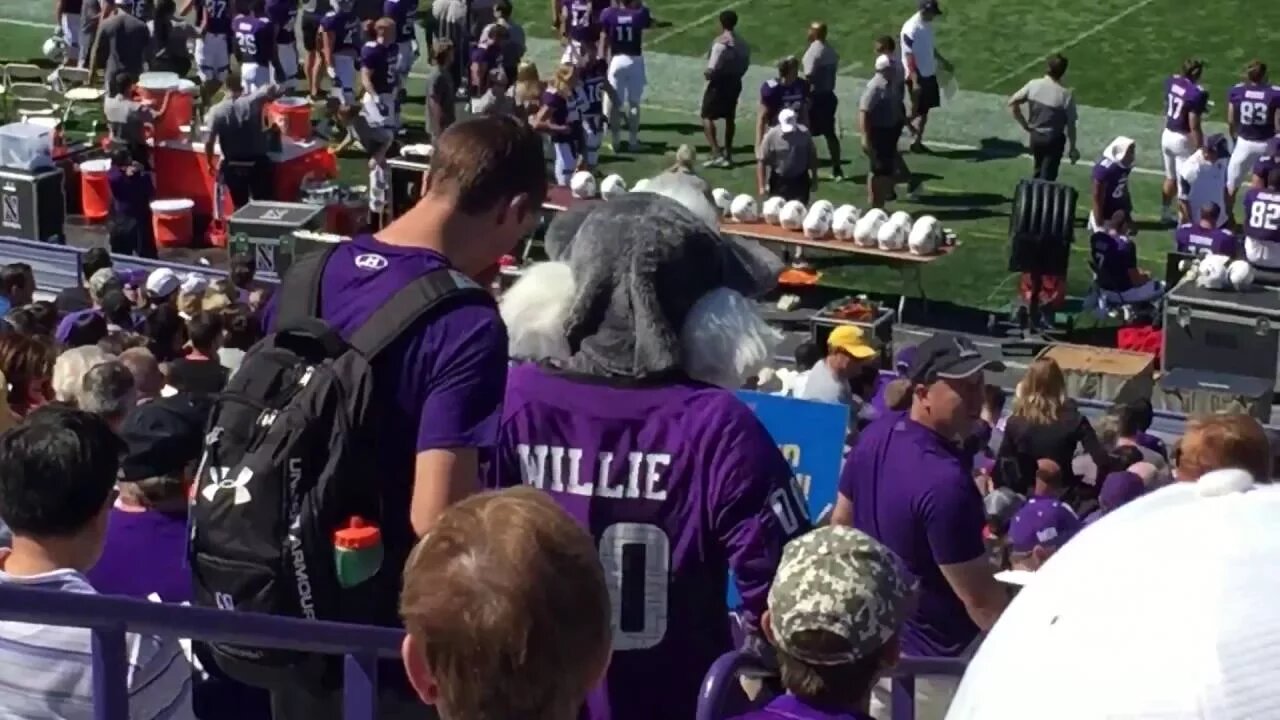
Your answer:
[994,357,1112,497]
[511,60,543,123]
[661,144,712,196]
[533,63,579,186]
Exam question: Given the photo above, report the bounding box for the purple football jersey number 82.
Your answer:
[1251,197,1280,232]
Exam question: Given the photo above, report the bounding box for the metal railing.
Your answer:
[0,585,403,720]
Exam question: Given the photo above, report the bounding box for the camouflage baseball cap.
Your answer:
[767,526,915,665]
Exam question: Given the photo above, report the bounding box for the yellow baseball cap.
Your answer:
[827,326,877,359]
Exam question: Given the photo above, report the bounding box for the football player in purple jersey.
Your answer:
[320,0,361,105]
[1252,138,1280,188]
[599,0,654,150]
[1243,168,1280,269]
[756,57,809,155]
[359,18,400,129]
[1174,202,1237,258]
[231,0,280,94]
[492,175,805,720]
[1160,59,1207,223]
[183,0,234,104]
[263,0,297,91]
[1089,136,1135,232]
[1227,60,1280,210]
[575,42,617,169]
[557,0,598,64]
[382,0,418,129]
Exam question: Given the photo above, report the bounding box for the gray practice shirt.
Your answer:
[104,95,152,144]
[758,125,816,179]
[206,86,282,159]
[859,73,899,129]
[426,68,456,138]
[802,40,839,94]
[1010,76,1078,140]
[797,359,851,405]
[99,11,152,81]
[707,30,750,78]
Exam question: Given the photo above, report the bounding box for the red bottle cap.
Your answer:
[334,516,381,549]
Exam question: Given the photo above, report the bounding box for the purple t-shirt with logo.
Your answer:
[107,166,154,221]
[729,694,874,720]
[1164,75,1208,133]
[1092,157,1132,219]
[1245,188,1280,244]
[838,412,985,658]
[263,233,508,618]
[360,41,399,93]
[1090,231,1138,292]
[561,0,599,43]
[1229,83,1280,142]
[1175,223,1237,257]
[87,507,191,603]
[265,0,296,44]
[600,5,651,57]
[490,363,809,720]
[760,78,808,124]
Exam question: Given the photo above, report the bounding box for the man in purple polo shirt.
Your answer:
[831,332,1010,720]
[728,526,915,720]
[263,115,546,720]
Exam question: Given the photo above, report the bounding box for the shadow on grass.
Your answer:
[928,207,1006,222]
[927,137,1027,163]
[646,121,704,135]
[915,190,1007,207]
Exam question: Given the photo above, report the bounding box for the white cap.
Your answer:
[180,272,208,296]
[875,54,892,72]
[778,108,798,132]
[948,469,1280,719]
[145,268,181,298]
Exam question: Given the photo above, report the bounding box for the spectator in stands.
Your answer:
[58,310,109,348]
[1127,460,1160,488]
[167,311,228,395]
[218,304,258,374]
[57,248,113,314]
[228,256,255,302]
[105,72,166,168]
[146,268,182,308]
[832,332,1010,720]
[0,406,195,718]
[177,275,208,320]
[1111,402,1167,468]
[203,279,237,312]
[798,326,877,405]
[107,146,158,257]
[78,360,137,431]
[144,304,187,364]
[1176,413,1271,482]
[982,383,1006,428]
[262,115,544,719]
[399,488,610,720]
[983,487,1025,568]
[120,347,165,404]
[0,334,57,418]
[122,268,148,306]
[1006,494,1080,572]
[52,345,113,405]
[994,357,1110,495]
[102,289,141,333]
[726,526,913,720]
[493,173,799,720]
[1028,457,1065,499]
[757,108,818,203]
[1128,398,1168,459]
[1084,470,1145,524]
[0,264,34,317]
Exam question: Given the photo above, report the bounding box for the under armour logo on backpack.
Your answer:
[202,466,255,505]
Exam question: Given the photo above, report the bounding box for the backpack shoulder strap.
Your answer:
[276,245,341,329]
[348,268,493,360]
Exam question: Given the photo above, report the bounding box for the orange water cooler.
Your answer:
[136,73,196,142]
[151,198,196,248]
[78,158,112,222]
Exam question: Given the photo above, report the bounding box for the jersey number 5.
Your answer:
[599,522,670,651]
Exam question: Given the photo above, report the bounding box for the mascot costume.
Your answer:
[492,173,811,720]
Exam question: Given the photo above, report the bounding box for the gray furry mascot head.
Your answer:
[501,173,785,387]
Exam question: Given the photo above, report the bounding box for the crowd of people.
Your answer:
[0,112,1274,720]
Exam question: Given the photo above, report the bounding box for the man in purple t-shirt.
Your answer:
[1174,202,1238,257]
[831,332,1009,720]
[263,115,547,720]
[727,526,914,720]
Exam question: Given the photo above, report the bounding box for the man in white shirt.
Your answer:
[899,0,952,152]
[1178,133,1231,226]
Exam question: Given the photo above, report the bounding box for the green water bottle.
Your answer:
[333,516,384,588]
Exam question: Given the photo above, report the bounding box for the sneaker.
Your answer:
[909,141,930,154]
[704,156,730,169]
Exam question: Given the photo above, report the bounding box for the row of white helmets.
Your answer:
[1195,254,1256,291]
[713,190,944,255]
[567,173,944,255]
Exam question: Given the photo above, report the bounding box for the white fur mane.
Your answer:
[500,262,576,362]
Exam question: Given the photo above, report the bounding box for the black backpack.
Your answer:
[189,245,491,689]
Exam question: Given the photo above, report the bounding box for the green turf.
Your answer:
[0,4,1251,312]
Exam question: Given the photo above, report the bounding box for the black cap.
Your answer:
[119,394,211,482]
[907,333,1004,384]
[919,0,942,13]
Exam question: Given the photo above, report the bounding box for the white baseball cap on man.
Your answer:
[875,54,893,73]
[777,108,799,133]
[947,468,1280,719]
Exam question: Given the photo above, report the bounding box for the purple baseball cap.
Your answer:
[894,345,918,376]
[1008,498,1081,554]
[1099,471,1145,512]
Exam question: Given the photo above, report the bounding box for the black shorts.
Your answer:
[867,125,900,177]
[913,74,941,112]
[767,174,810,204]
[301,13,322,52]
[810,91,838,137]
[701,76,742,120]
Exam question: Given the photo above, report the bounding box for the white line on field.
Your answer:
[647,0,754,48]
[980,0,1159,92]
[837,60,863,75]
[0,18,54,30]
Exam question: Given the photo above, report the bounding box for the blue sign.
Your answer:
[727,391,848,609]
[735,390,849,524]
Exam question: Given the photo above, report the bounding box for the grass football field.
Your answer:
[0,0,1276,314]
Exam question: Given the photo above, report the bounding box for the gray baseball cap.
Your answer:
[767,526,915,665]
